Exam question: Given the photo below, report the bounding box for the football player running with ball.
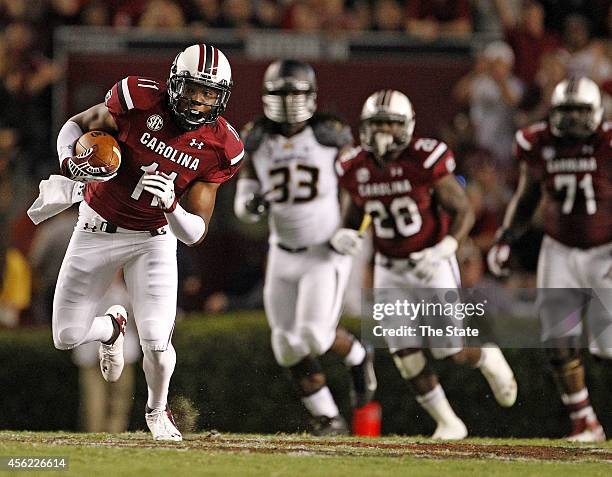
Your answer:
[335,90,517,439]
[52,44,244,441]
[488,77,610,442]
[234,60,376,436]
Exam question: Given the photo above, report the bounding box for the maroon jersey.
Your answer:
[515,120,612,248]
[85,76,244,230]
[337,137,456,257]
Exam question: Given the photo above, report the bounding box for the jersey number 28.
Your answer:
[365,197,423,239]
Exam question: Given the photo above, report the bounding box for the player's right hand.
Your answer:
[487,242,511,278]
[63,147,117,183]
[244,193,268,216]
[330,228,363,256]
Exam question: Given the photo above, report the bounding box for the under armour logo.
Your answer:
[390,167,403,177]
[189,138,204,149]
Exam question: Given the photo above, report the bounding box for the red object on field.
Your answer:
[352,401,382,437]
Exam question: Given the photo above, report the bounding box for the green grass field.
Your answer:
[0,432,610,476]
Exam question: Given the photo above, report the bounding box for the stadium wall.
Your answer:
[63,55,471,138]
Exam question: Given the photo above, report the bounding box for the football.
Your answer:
[75,130,122,174]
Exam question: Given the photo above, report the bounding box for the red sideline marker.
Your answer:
[352,401,382,436]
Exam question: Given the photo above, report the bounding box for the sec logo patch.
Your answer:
[147,114,164,131]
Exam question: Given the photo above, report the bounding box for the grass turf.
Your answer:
[0,432,611,477]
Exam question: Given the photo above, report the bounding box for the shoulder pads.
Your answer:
[310,113,353,148]
[242,117,274,153]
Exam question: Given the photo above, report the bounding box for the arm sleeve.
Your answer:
[164,204,206,246]
[56,120,83,166]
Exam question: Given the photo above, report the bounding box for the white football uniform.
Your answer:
[72,275,142,367]
[53,201,177,351]
[537,236,612,358]
[236,114,353,367]
[373,255,463,358]
[251,126,342,249]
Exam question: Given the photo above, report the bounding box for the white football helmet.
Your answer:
[360,90,415,159]
[549,77,603,138]
[168,44,233,130]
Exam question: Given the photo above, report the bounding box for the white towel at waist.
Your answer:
[27,175,85,225]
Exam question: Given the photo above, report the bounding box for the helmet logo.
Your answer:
[147,114,164,131]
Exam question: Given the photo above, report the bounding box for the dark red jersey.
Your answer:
[515,120,612,248]
[85,76,244,230]
[337,137,456,257]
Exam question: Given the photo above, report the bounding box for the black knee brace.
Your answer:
[289,356,325,396]
[546,344,581,373]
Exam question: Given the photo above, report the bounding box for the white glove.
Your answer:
[142,172,177,212]
[330,228,363,256]
[409,236,458,283]
[487,242,511,278]
[65,146,117,183]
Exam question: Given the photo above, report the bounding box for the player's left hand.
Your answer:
[142,172,177,212]
[409,236,458,283]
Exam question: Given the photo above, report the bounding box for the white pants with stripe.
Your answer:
[537,235,612,358]
[373,253,463,359]
[53,201,178,351]
[264,243,352,367]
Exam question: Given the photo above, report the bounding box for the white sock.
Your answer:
[569,405,598,422]
[474,348,486,368]
[143,344,177,410]
[562,389,598,423]
[83,315,114,344]
[301,386,339,418]
[416,384,460,425]
[343,340,366,367]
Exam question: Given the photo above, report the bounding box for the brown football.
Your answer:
[75,131,121,174]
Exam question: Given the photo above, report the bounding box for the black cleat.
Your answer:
[349,344,377,408]
[310,415,350,436]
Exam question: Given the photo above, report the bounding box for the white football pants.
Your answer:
[373,253,463,359]
[53,201,177,351]
[537,235,612,358]
[264,243,352,367]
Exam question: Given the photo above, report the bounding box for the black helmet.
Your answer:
[262,60,317,124]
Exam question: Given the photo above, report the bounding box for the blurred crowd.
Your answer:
[0,0,610,328]
[1,0,610,44]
